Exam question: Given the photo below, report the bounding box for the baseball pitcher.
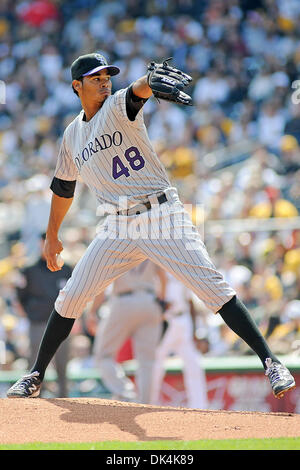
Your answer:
[7,53,295,400]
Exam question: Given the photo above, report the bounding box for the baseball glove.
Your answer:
[147,58,193,106]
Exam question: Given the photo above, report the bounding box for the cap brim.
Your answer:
[83,65,120,77]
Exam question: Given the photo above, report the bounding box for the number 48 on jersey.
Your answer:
[112,146,145,179]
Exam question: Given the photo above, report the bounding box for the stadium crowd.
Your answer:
[0,0,299,389]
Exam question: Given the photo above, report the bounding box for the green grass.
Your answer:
[1,437,300,450]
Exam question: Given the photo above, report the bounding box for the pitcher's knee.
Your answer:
[201,288,236,314]
[54,289,91,319]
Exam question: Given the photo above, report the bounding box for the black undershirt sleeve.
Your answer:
[50,177,76,198]
[126,84,148,121]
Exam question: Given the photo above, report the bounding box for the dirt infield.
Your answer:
[0,398,300,444]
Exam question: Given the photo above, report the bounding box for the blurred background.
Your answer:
[0,0,299,407]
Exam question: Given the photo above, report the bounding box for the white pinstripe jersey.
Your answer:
[54,87,171,208]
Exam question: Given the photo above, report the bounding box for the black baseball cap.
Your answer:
[71,53,120,80]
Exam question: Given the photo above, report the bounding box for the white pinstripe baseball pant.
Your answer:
[55,189,236,318]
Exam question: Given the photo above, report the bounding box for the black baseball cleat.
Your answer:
[7,371,42,398]
[265,358,296,399]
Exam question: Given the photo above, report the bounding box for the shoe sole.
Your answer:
[7,390,41,398]
[274,381,296,399]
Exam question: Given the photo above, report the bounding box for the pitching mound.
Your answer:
[0,398,300,444]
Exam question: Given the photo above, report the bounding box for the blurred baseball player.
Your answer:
[7,52,295,400]
[87,260,166,403]
[150,272,208,409]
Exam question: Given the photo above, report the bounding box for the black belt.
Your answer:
[118,289,155,297]
[117,193,167,216]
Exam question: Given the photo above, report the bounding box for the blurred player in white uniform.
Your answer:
[87,260,166,403]
[150,273,208,409]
